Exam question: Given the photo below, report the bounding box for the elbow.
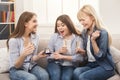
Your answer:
[94,50,107,60]
[72,54,84,62]
[14,64,21,69]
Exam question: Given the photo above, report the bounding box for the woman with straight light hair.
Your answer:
[7,11,49,80]
[73,5,115,80]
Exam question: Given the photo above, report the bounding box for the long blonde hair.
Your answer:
[77,5,112,45]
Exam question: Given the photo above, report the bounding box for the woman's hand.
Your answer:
[51,51,63,60]
[22,42,35,57]
[59,47,68,54]
[38,50,47,58]
[76,48,85,55]
[91,30,100,40]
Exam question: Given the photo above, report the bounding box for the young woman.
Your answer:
[7,11,49,80]
[73,5,115,80]
[46,14,85,80]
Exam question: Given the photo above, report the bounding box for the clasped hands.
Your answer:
[22,42,47,58]
[51,46,85,60]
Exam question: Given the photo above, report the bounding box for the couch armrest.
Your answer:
[110,46,120,63]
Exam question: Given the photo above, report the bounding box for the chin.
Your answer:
[32,31,36,34]
[84,26,89,30]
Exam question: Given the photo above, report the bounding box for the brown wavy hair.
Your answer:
[55,14,81,36]
[7,11,36,49]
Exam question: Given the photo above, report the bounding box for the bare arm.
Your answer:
[14,43,34,68]
[91,30,100,55]
[32,50,47,61]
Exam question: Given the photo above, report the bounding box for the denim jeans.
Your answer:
[47,62,74,80]
[9,65,49,80]
[73,65,115,80]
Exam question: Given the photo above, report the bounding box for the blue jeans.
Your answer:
[9,65,49,80]
[73,66,115,80]
[47,62,74,80]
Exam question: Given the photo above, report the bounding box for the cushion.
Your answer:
[108,74,120,80]
[0,73,10,80]
[110,46,120,63]
[110,46,120,75]
[116,62,120,74]
[0,40,7,48]
[0,48,9,73]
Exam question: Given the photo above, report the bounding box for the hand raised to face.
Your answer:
[91,30,100,40]
[23,42,35,57]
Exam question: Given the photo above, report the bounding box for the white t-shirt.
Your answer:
[87,35,96,62]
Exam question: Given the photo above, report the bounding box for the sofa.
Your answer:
[0,35,120,80]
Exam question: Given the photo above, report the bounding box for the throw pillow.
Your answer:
[0,48,9,73]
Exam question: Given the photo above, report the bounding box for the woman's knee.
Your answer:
[40,71,49,80]
[62,75,72,80]
[73,68,81,80]
[73,68,81,76]
[78,73,88,80]
[10,73,38,80]
[26,75,38,80]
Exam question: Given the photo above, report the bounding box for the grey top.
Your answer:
[48,33,84,66]
[9,34,40,71]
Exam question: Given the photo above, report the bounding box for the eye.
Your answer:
[57,26,60,27]
[33,19,37,23]
[61,23,65,27]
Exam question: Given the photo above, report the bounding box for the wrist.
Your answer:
[60,55,65,59]
[91,38,96,42]
[21,53,27,59]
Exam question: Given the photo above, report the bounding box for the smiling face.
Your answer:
[25,15,38,34]
[56,20,71,37]
[78,12,94,30]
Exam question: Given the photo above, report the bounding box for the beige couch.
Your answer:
[0,36,120,80]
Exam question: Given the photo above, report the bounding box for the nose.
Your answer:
[80,21,84,26]
[36,23,38,27]
[58,26,63,30]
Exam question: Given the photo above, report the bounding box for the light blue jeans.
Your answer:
[47,62,74,80]
[73,66,115,80]
[9,65,49,80]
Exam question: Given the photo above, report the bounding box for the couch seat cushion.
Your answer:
[108,74,120,80]
[0,73,10,80]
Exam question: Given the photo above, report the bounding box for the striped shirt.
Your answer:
[9,34,40,71]
[48,33,84,66]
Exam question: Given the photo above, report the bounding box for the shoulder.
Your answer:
[31,33,40,39]
[73,34,83,41]
[99,28,108,36]
[8,38,20,47]
[9,38,18,43]
[50,33,59,39]
[81,29,87,38]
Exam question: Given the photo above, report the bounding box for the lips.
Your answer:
[60,31,64,35]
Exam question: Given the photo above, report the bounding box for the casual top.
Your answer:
[82,27,115,70]
[87,35,96,62]
[48,33,84,66]
[9,34,40,71]
[62,39,72,66]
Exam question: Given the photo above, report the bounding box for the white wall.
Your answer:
[15,0,120,39]
[99,0,120,35]
[15,0,33,24]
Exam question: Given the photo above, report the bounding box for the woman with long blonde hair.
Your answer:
[73,5,115,80]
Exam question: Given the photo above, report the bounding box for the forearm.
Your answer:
[91,39,99,55]
[32,55,39,61]
[61,55,72,61]
[14,54,26,69]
